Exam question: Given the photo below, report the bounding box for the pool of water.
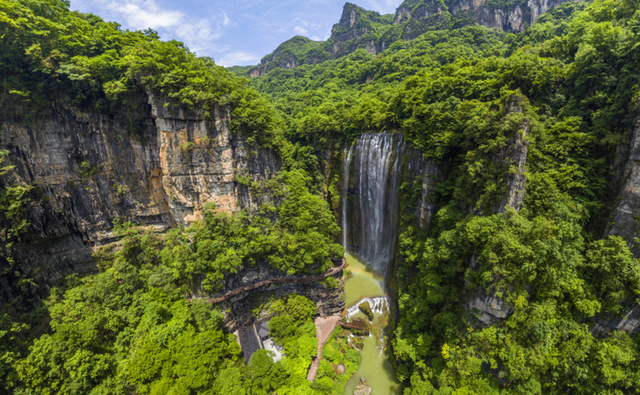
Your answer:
[344,253,386,306]
[343,253,401,395]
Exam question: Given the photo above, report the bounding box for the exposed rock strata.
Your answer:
[0,93,280,295]
[404,146,442,229]
[464,95,529,326]
[591,307,640,337]
[606,121,640,256]
[602,120,640,334]
[213,261,346,332]
[493,95,530,214]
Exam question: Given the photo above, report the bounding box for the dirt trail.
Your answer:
[307,315,342,382]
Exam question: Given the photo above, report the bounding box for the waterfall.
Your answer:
[353,133,405,274]
[345,296,390,320]
[342,143,354,248]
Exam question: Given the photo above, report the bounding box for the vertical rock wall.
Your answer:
[0,92,281,291]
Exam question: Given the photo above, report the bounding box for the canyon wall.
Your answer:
[0,92,280,298]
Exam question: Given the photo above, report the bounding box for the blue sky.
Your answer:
[68,0,405,67]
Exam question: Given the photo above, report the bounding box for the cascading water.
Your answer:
[342,144,354,248]
[345,296,390,320]
[352,133,405,274]
[341,134,404,394]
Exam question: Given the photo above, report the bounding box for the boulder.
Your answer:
[353,377,372,395]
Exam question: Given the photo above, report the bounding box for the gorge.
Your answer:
[3,0,640,394]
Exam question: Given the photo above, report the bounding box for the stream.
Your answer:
[342,253,402,395]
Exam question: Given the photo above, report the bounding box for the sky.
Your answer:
[68,0,405,67]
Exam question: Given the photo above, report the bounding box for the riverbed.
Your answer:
[343,253,402,395]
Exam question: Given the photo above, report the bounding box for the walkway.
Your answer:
[307,315,342,382]
[236,324,263,363]
[203,259,346,304]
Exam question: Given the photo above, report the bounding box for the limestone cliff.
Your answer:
[0,92,280,299]
[211,260,346,331]
[598,120,640,335]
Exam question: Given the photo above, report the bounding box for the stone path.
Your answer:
[307,315,342,382]
[202,259,346,304]
[236,323,263,363]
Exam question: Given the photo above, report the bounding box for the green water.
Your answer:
[344,253,385,306]
[343,253,402,395]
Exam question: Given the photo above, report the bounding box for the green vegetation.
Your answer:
[162,170,344,293]
[2,219,344,394]
[243,0,640,393]
[0,0,282,149]
[4,0,640,393]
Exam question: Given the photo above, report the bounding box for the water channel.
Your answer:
[342,253,401,395]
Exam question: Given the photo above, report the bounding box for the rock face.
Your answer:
[464,95,529,326]
[493,95,530,214]
[606,121,640,256]
[404,146,442,229]
[601,120,640,334]
[0,92,280,297]
[214,261,346,332]
[399,0,575,33]
[591,307,640,337]
[354,377,373,395]
[465,286,515,327]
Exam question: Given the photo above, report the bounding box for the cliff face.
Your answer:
[399,0,574,34]
[0,92,280,296]
[212,261,346,331]
[606,121,640,257]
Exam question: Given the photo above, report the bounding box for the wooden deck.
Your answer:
[338,320,367,331]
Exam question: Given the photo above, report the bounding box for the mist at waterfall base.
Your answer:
[341,133,404,394]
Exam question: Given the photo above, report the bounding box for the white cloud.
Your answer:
[365,0,404,14]
[104,0,183,30]
[70,0,229,56]
[293,25,308,35]
[218,52,261,67]
[311,35,320,41]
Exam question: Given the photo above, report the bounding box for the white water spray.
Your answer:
[342,143,354,249]
[353,133,405,274]
[345,296,390,320]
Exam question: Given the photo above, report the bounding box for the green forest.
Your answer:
[3,0,640,393]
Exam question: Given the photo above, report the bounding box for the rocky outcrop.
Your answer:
[600,120,640,334]
[398,0,575,33]
[493,95,529,214]
[405,146,442,229]
[591,307,640,337]
[465,287,514,327]
[212,261,346,331]
[464,95,529,326]
[606,121,640,256]
[0,92,280,296]
[354,377,373,395]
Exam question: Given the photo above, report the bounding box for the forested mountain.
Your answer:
[243,0,574,77]
[2,0,640,394]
